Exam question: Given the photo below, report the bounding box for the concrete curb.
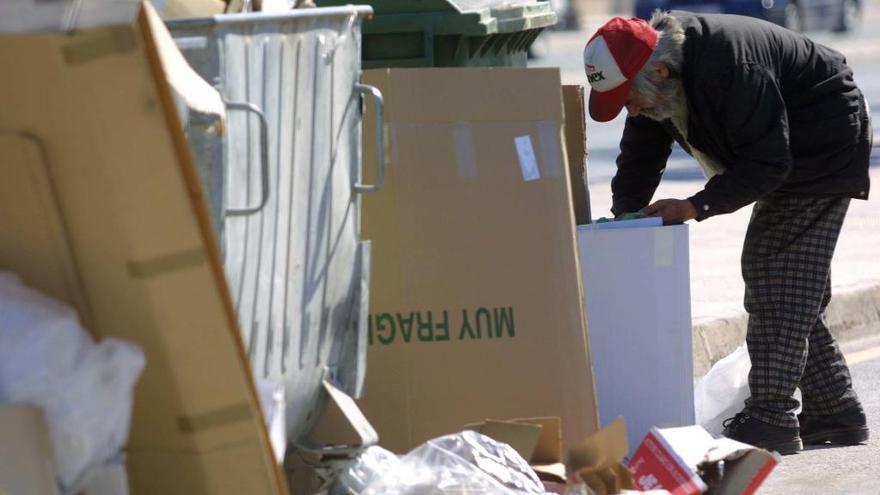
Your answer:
[692,283,880,377]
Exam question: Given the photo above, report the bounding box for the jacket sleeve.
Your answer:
[687,65,793,221]
[611,115,674,216]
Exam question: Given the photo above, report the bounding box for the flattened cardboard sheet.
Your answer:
[0,3,284,494]
[314,68,599,454]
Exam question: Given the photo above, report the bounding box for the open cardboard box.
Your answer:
[629,426,779,495]
[0,2,284,493]
[467,416,634,495]
[468,416,779,495]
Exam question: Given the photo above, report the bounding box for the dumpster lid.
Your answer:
[316,0,555,35]
[324,0,545,15]
[165,5,374,28]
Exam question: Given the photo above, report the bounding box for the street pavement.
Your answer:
[760,334,880,494]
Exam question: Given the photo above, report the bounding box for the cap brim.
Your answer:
[588,81,632,122]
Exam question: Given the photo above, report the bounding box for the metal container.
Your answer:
[166,6,383,445]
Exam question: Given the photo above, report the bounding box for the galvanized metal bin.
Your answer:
[166,6,382,445]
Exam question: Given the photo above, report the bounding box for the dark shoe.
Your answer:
[799,404,869,446]
[722,412,803,455]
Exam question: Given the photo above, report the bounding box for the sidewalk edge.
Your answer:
[693,283,880,377]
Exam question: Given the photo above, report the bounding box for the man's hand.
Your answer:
[640,199,698,225]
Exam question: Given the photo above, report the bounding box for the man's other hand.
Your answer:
[640,199,698,224]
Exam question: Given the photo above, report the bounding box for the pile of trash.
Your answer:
[335,431,551,495]
[320,414,778,495]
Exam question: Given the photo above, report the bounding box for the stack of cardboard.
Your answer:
[312,67,600,455]
[0,3,284,493]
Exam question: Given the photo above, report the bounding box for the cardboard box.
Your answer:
[314,67,599,453]
[577,222,695,447]
[0,3,283,494]
[562,85,591,226]
[629,426,779,495]
[0,406,59,495]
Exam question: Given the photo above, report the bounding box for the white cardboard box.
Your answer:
[577,223,695,447]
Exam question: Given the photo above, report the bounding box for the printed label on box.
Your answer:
[628,432,706,495]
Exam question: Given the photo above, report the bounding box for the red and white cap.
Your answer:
[583,17,659,122]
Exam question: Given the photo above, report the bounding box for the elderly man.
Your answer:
[583,11,872,454]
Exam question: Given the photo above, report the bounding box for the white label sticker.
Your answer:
[514,135,540,182]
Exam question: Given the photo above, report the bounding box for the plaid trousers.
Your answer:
[741,193,860,428]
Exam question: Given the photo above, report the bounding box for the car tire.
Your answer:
[833,0,861,33]
[784,1,804,32]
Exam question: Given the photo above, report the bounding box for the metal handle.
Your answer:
[353,83,385,194]
[224,100,270,217]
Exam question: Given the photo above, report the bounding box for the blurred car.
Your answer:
[634,0,862,33]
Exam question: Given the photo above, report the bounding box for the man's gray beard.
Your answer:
[638,79,687,128]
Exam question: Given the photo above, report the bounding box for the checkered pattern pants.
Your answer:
[742,193,860,428]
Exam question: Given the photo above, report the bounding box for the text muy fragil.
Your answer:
[368,307,515,345]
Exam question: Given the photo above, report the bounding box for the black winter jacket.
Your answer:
[611,12,872,221]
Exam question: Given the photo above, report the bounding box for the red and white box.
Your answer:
[629,426,780,495]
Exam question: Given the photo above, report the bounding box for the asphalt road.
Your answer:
[759,335,880,494]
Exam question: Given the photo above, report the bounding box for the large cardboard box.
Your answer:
[0,3,284,494]
[322,68,599,453]
[577,222,695,448]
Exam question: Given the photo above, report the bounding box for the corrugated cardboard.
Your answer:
[321,67,599,453]
[567,417,634,495]
[0,3,284,494]
[578,223,695,447]
[562,85,591,225]
[0,406,59,495]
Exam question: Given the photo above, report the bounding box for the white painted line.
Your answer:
[846,346,880,365]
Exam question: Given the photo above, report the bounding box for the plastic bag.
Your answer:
[255,378,287,463]
[359,431,551,495]
[694,345,751,436]
[0,273,146,494]
[332,446,404,494]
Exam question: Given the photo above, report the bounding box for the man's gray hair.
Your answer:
[632,10,686,105]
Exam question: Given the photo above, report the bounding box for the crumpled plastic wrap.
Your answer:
[338,431,552,495]
[332,446,403,494]
[0,273,145,494]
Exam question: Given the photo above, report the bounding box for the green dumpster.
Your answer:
[314,0,557,68]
